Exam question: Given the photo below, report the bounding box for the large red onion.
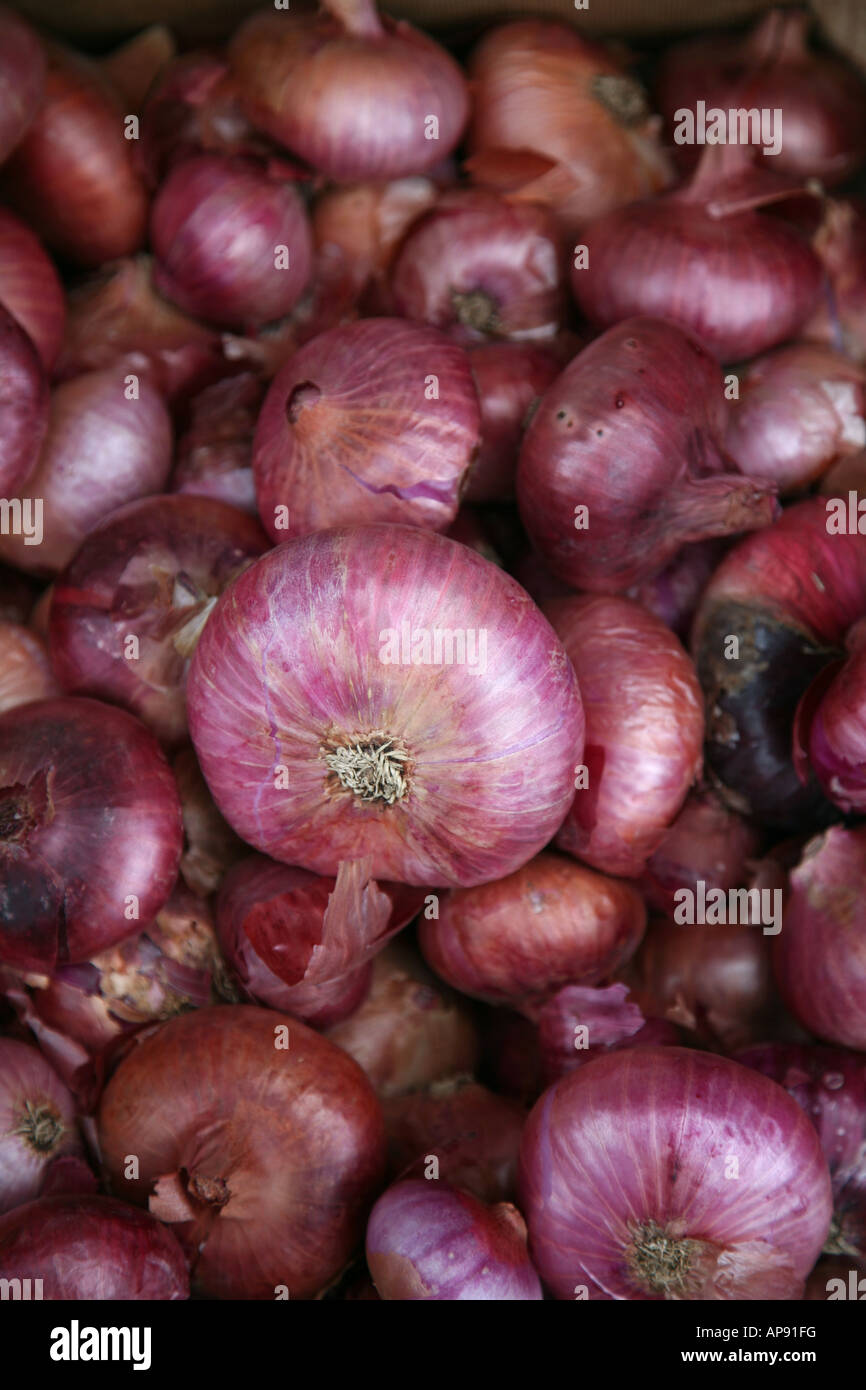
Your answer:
[228,2,468,182]
[0,302,48,500]
[0,208,64,370]
[419,852,645,1012]
[366,1179,542,1300]
[1,45,148,267]
[49,495,268,747]
[253,319,480,541]
[390,190,565,344]
[383,1079,525,1204]
[172,745,245,897]
[465,20,672,235]
[517,318,777,593]
[98,1004,386,1300]
[0,369,174,578]
[571,148,822,362]
[519,1047,833,1299]
[0,620,57,715]
[464,342,560,503]
[639,787,762,918]
[0,1194,189,1299]
[657,9,866,185]
[187,524,584,888]
[0,1038,82,1214]
[773,827,866,1052]
[171,372,263,515]
[546,595,704,878]
[151,154,313,330]
[0,6,44,166]
[0,696,182,972]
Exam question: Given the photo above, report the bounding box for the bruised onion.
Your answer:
[390,190,565,344]
[228,2,468,181]
[517,318,777,593]
[0,1038,82,1214]
[49,495,268,747]
[419,852,645,1011]
[465,342,560,503]
[0,302,47,500]
[547,595,704,878]
[98,1004,386,1300]
[187,524,583,888]
[383,1079,525,1203]
[639,787,762,918]
[0,621,57,714]
[171,372,263,515]
[0,208,64,370]
[519,1047,833,1300]
[253,319,480,541]
[0,6,44,167]
[151,154,313,330]
[366,1179,541,1300]
[0,696,182,972]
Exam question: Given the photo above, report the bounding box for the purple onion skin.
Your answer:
[0,7,44,165]
[519,1047,832,1300]
[0,1194,189,1299]
[187,524,584,888]
[366,1179,542,1300]
[0,1038,83,1215]
[0,302,48,498]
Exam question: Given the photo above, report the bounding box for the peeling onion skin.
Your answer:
[0,1195,189,1299]
[0,1037,83,1215]
[97,1005,386,1300]
[187,524,584,888]
[419,851,646,1010]
[518,1047,833,1301]
[0,6,45,166]
[547,595,704,879]
[773,827,866,1053]
[253,319,481,541]
[0,620,58,715]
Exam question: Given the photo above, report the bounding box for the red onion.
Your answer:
[536,983,681,1084]
[49,494,268,747]
[773,827,866,1052]
[0,208,64,370]
[228,2,468,182]
[390,190,565,344]
[419,851,645,1012]
[737,1042,866,1263]
[628,539,730,641]
[366,1179,542,1300]
[383,1080,525,1203]
[136,51,263,187]
[172,746,245,897]
[187,524,584,888]
[216,855,424,1027]
[0,6,44,166]
[253,319,480,541]
[546,595,704,877]
[572,147,823,362]
[464,342,560,503]
[325,940,479,1099]
[0,696,182,972]
[0,1038,82,1214]
[517,318,777,593]
[0,620,57,714]
[657,9,866,185]
[0,1194,189,1299]
[807,199,866,365]
[171,372,264,515]
[466,20,672,235]
[519,1047,833,1299]
[151,154,313,330]
[100,24,176,113]
[639,787,762,918]
[98,1004,386,1299]
[0,369,174,578]
[0,302,48,499]
[1,45,148,267]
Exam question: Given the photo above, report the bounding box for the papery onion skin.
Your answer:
[390,189,565,344]
[0,696,183,972]
[0,208,64,370]
[465,342,560,503]
[49,494,268,747]
[151,154,313,330]
[101,24,177,114]
[228,8,469,182]
[172,745,246,897]
[253,319,480,541]
[0,302,48,499]
[366,1179,542,1301]
[0,369,174,578]
[517,318,777,594]
[136,51,262,188]
[519,1047,833,1300]
[0,1037,82,1215]
[0,620,58,715]
[419,851,645,1010]
[0,1194,189,1299]
[98,1004,386,1300]
[807,200,866,365]
[187,524,584,888]
[171,372,264,515]
[773,827,866,1052]
[547,595,704,878]
[384,1079,525,1204]
[639,787,761,918]
[0,6,45,166]
[537,984,681,1085]
[466,20,672,235]
[2,45,148,268]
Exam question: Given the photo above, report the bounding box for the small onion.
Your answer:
[464,342,560,503]
[171,372,264,515]
[366,1179,542,1300]
[383,1079,525,1204]
[639,787,762,919]
[252,319,480,541]
[0,208,64,370]
[0,302,48,499]
[0,620,58,714]
[519,1047,833,1299]
[0,6,44,166]
[0,1037,82,1215]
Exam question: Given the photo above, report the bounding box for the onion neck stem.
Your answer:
[452,289,500,336]
[591,73,648,128]
[323,734,409,805]
[627,1221,703,1297]
[14,1100,63,1154]
[323,0,385,40]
